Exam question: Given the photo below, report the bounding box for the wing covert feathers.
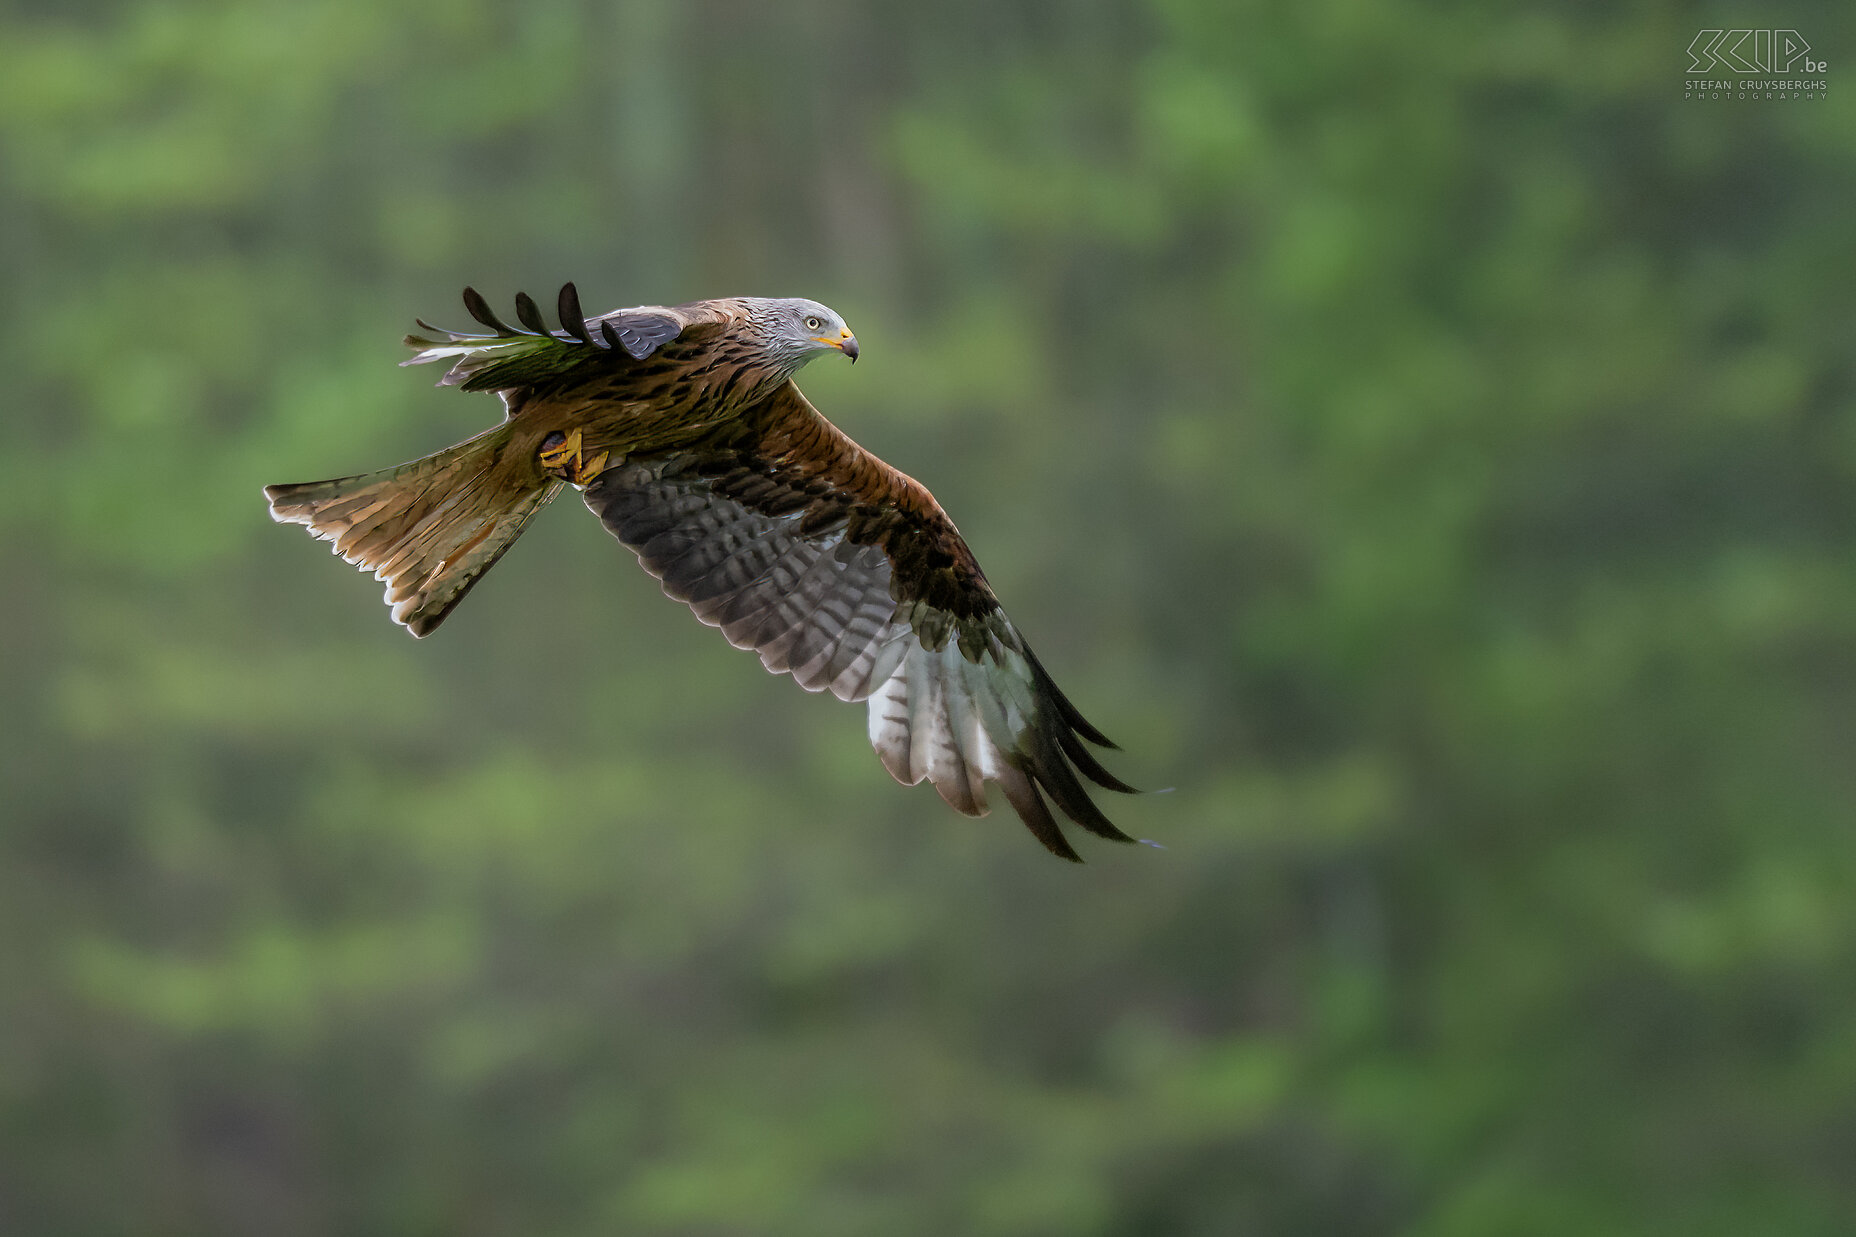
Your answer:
[582,382,1136,861]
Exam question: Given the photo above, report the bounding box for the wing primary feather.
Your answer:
[513,290,550,336]
[933,659,988,815]
[1026,726,1137,844]
[995,762,1082,862]
[1023,643,1118,749]
[905,652,942,784]
[924,680,980,815]
[869,671,914,785]
[461,286,514,335]
[557,282,592,344]
[1056,725,1140,794]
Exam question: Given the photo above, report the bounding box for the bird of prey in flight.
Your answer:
[265,285,1137,860]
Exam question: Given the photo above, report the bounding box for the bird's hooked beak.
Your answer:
[814,325,858,363]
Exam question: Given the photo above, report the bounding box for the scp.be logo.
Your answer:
[1687,30,1823,74]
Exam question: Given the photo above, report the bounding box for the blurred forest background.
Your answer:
[4,1,1855,1234]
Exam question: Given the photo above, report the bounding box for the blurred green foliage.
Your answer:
[4,1,1854,1234]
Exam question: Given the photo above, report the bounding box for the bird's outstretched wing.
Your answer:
[402,283,716,393]
[582,381,1135,861]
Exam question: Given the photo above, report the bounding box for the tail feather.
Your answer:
[265,424,560,637]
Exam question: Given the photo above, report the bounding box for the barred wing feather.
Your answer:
[586,457,913,702]
[580,386,1135,861]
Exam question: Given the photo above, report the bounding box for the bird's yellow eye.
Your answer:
[805,316,823,332]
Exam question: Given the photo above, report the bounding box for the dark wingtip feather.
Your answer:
[1058,694,1118,749]
[1028,730,1137,845]
[1056,726,1140,795]
[599,320,622,352]
[557,283,591,344]
[998,766,1085,862]
[462,286,513,335]
[513,291,550,336]
[1023,644,1118,749]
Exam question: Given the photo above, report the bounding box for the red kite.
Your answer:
[265,286,1137,860]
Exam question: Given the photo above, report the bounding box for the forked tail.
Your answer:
[264,423,561,637]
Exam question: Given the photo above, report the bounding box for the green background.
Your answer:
[5,2,1854,1233]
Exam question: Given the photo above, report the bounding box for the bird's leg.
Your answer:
[538,429,610,487]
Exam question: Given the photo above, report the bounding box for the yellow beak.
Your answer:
[812,325,859,362]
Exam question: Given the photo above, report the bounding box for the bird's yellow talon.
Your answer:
[538,429,607,486]
[538,427,582,470]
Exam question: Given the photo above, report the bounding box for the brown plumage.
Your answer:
[265,286,1139,860]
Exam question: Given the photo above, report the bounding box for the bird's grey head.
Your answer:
[746,297,859,371]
